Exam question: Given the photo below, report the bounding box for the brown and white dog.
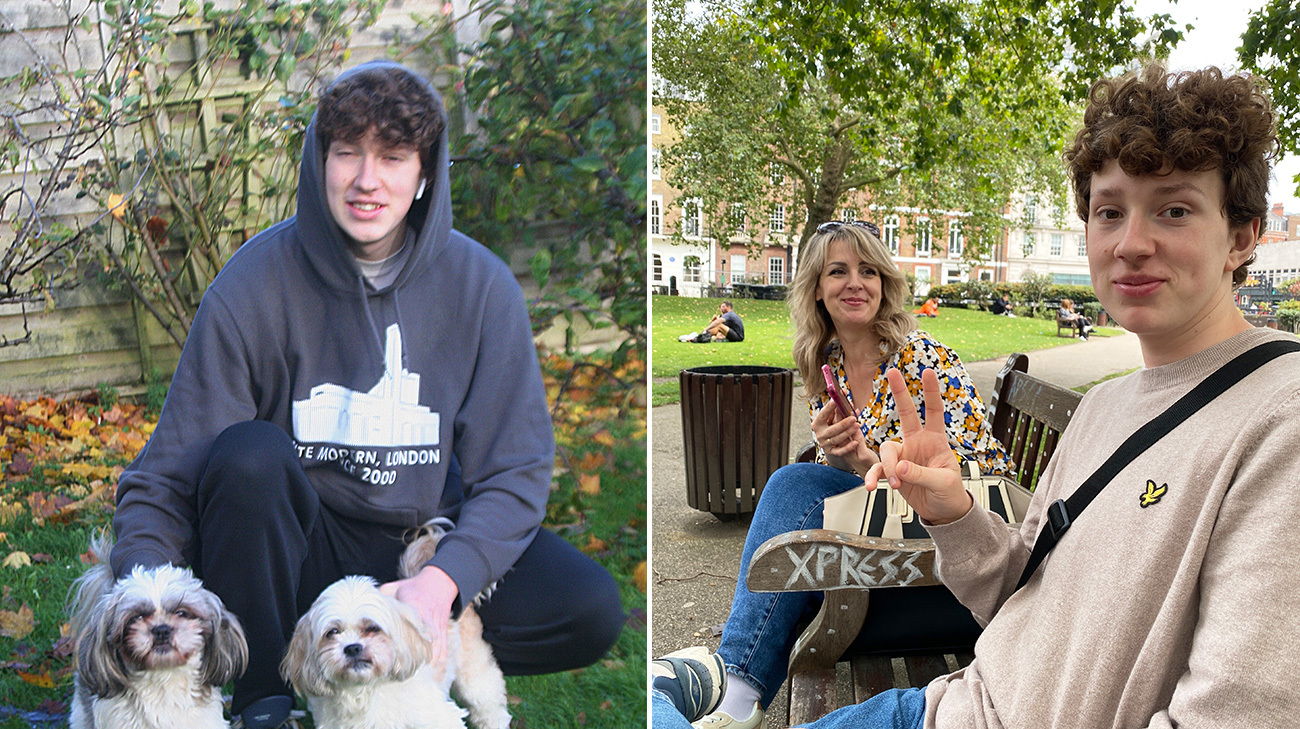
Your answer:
[281,519,511,729]
[68,533,248,729]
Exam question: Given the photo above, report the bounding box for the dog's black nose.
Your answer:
[151,624,173,642]
[343,643,363,658]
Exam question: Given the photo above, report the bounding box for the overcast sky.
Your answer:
[1132,0,1299,214]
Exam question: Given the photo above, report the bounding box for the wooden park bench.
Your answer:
[1056,316,1077,337]
[745,352,1083,726]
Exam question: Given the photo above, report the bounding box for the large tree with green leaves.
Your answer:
[652,0,1180,255]
[1241,0,1300,197]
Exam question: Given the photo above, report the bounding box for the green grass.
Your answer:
[0,355,646,729]
[651,295,1120,403]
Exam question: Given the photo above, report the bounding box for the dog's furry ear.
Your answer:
[389,600,433,682]
[76,596,132,699]
[281,613,333,697]
[202,608,249,687]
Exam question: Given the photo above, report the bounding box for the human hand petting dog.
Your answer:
[862,367,972,526]
[380,564,458,668]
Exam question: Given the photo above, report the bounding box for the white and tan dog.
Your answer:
[281,520,511,729]
[68,534,248,729]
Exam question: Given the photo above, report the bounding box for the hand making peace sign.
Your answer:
[862,367,974,526]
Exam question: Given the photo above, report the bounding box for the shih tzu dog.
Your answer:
[281,519,511,729]
[67,533,248,729]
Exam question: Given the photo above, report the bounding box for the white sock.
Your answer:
[716,672,760,718]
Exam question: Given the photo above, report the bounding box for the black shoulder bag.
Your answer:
[1015,338,1300,591]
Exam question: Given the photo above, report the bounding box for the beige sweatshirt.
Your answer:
[924,327,1300,729]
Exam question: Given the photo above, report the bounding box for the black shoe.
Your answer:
[237,695,293,729]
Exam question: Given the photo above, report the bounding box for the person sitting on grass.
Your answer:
[679,300,745,343]
[913,297,940,318]
[990,293,1015,317]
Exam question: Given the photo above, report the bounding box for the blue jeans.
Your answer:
[650,686,925,729]
[717,463,865,707]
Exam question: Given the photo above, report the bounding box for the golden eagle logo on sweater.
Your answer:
[1139,480,1167,508]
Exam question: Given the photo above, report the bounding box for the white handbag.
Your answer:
[822,463,1031,539]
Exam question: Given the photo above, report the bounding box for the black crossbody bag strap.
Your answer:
[1015,339,1300,592]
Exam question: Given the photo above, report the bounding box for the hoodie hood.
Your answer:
[295,60,455,295]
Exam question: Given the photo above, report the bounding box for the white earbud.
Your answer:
[416,178,427,199]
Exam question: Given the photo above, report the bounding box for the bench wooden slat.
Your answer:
[851,655,895,703]
[790,670,838,727]
[903,654,950,687]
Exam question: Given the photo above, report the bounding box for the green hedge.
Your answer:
[928,281,1098,307]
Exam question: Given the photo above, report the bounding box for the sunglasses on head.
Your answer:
[816,220,881,238]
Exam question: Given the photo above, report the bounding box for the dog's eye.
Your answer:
[325,627,341,638]
[173,608,191,619]
[363,625,383,635]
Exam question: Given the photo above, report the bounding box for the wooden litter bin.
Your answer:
[679,365,794,518]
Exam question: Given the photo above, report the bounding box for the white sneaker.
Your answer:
[679,332,699,343]
[692,702,763,729]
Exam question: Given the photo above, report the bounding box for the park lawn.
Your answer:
[651,295,1119,405]
[0,350,646,729]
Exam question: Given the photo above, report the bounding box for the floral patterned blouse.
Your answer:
[808,329,1013,476]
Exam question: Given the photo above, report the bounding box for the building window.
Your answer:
[1050,233,1063,256]
[729,203,746,233]
[770,164,784,186]
[650,195,662,236]
[684,258,700,283]
[883,214,900,254]
[770,204,785,233]
[1076,234,1086,257]
[1023,232,1035,256]
[979,269,992,282]
[916,218,932,256]
[841,208,858,222]
[653,254,662,282]
[731,254,747,283]
[651,114,661,135]
[915,265,932,295]
[947,220,963,258]
[945,266,962,284]
[1024,195,1037,224]
[683,198,702,237]
[651,148,660,180]
[769,256,784,285]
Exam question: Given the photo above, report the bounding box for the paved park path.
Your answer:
[648,331,1144,727]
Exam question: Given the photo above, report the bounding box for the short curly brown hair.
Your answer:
[317,65,445,173]
[1065,64,1279,287]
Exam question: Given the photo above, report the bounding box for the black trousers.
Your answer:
[194,421,626,713]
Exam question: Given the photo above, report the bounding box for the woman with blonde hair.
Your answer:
[652,220,1010,729]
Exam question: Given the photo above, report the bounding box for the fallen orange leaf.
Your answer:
[577,472,601,495]
[575,451,606,472]
[17,670,55,689]
[0,603,35,639]
[633,561,647,592]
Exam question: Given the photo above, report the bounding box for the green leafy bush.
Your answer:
[412,0,647,357]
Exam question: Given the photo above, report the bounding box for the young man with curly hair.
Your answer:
[110,62,625,728]
[655,64,1300,729]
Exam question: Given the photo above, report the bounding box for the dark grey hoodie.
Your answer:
[111,62,555,608]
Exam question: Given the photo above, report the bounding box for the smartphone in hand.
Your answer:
[821,364,854,421]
